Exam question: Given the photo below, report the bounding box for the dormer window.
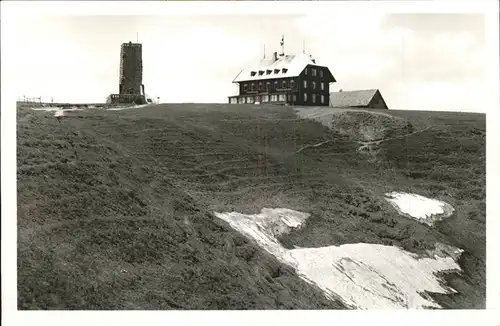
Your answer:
[250,71,257,77]
[266,70,272,75]
[258,70,264,76]
[274,69,280,74]
[282,68,288,73]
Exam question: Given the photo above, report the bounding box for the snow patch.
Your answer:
[107,104,150,111]
[214,208,309,265]
[31,107,62,113]
[214,207,462,309]
[289,243,460,309]
[31,106,84,117]
[54,110,64,117]
[385,192,455,226]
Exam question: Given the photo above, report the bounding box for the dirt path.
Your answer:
[356,125,433,152]
[293,125,433,154]
[295,140,333,154]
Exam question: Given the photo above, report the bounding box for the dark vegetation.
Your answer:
[17,104,485,309]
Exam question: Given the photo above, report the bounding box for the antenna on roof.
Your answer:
[136,32,139,43]
[263,44,266,59]
[280,35,285,56]
[303,40,306,54]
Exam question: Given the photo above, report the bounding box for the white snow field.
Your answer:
[385,192,455,226]
[214,208,462,309]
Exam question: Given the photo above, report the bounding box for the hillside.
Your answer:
[17,103,486,309]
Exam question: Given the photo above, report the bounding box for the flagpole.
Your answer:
[281,35,285,56]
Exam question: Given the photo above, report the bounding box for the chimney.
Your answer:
[339,89,343,92]
[273,52,278,62]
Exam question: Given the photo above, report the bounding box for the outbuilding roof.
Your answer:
[329,89,381,107]
[232,53,335,83]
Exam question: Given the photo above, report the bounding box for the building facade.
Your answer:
[107,41,146,105]
[229,50,336,106]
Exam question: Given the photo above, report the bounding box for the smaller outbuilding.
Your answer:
[329,89,389,110]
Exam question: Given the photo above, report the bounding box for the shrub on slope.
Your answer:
[295,107,417,143]
[328,111,415,142]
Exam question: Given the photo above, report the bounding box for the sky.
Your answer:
[3,7,488,111]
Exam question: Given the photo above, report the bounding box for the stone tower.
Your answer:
[119,41,143,95]
[106,41,146,105]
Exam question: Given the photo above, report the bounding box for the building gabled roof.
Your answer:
[232,53,335,83]
[329,89,381,108]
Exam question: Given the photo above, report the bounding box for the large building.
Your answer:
[329,89,389,110]
[107,41,146,105]
[229,39,336,106]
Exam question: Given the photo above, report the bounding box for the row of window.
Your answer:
[243,80,296,92]
[250,67,288,77]
[304,93,326,104]
[229,93,326,104]
[230,94,293,104]
[242,79,326,92]
[303,80,325,90]
[248,67,324,78]
[305,67,323,78]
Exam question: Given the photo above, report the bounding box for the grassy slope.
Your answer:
[17,104,485,309]
[17,106,345,310]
